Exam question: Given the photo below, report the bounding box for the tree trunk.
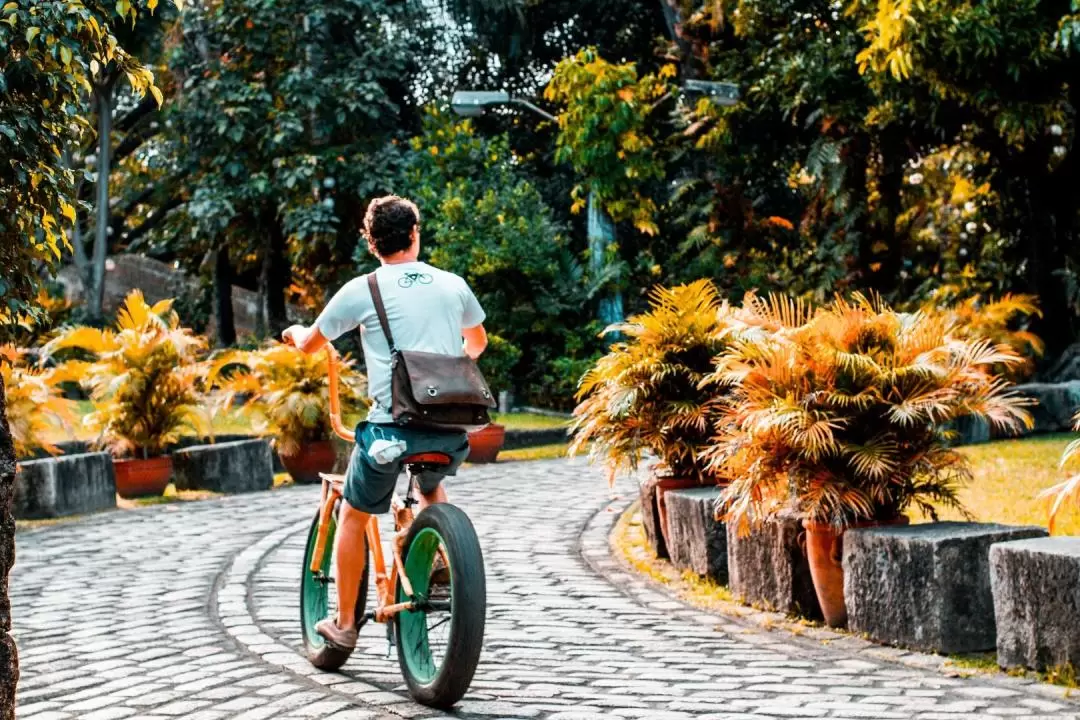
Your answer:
[88,81,115,323]
[213,246,236,348]
[0,376,20,720]
[258,208,291,339]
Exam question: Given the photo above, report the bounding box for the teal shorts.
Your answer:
[343,421,470,514]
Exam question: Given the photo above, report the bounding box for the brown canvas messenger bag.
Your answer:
[367,273,495,431]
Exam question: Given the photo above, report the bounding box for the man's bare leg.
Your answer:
[315,499,369,648]
[335,500,370,629]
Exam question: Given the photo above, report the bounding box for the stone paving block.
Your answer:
[990,536,1080,671]
[12,459,1080,720]
[13,452,116,519]
[665,487,727,582]
[727,510,821,620]
[172,439,273,494]
[844,522,1048,654]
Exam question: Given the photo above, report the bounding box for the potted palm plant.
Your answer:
[571,279,747,557]
[209,343,367,484]
[45,290,208,498]
[710,294,1033,627]
[468,335,522,463]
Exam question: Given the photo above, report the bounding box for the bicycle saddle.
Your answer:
[403,452,453,466]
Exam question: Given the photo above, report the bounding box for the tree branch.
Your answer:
[121,197,184,250]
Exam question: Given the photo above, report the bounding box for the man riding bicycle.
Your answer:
[282,195,488,650]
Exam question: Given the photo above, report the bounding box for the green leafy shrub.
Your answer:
[478,335,522,397]
[393,107,594,406]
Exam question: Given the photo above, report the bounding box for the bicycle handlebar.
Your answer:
[326,345,356,443]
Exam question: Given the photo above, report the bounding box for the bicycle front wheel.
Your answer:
[300,504,368,671]
[395,503,486,709]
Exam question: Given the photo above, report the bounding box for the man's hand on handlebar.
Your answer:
[281,324,330,354]
[282,325,305,347]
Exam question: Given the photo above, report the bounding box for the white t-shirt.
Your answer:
[315,261,486,424]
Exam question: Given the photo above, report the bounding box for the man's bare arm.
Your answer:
[463,324,487,360]
[282,324,330,354]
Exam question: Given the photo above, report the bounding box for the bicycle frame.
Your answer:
[308,345,420,624]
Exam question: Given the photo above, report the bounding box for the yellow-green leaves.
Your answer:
[544,47,672,235]
[854,0,921,79]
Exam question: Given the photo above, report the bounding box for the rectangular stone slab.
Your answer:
[991,536,1080,671]
[14,452,116,519]
[172,439,274,494]
[727,511,822,620]
[664,487,727,583]
[844,521,1048,654]
[639,476,668,560]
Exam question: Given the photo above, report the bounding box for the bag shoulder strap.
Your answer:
[366,273,396,352]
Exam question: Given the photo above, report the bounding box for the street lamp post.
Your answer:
[449,81,739,327]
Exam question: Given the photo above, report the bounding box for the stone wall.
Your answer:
[58,255,307,335]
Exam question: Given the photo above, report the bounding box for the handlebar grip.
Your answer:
[326,345,356,443]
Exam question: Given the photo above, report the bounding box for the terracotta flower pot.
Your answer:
[467,423,505,464]
[655,476,706,553]
[114,456,173,499]
[281,440,337,484]
[803,515,910,628]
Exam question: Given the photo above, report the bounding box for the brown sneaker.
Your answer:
[315,618,358,650]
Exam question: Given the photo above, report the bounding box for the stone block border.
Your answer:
[727,510,821,619]
[844,522,1047,654]
[14,452,116,519]
[664,486,727,582]
[992,536,1080,671]
[173,439,275,494]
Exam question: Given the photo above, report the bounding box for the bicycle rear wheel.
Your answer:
[300,504,368,671]
[395,503,486,709]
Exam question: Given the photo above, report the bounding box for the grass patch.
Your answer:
[491,412,569,430]
[117,484,222,508]
[497,443,570,462]
[46,401,259,444]
[945,652,999,675]
[612,503,735,609]
[1044,663,1080,690]
[916,434,1080,535]
[15,515,89,531]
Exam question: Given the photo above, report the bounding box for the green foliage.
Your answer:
[477,335,522,396]
[208,344,367,457]
[709,294,1033,531]
[0,0,176,334]
[160,0,437,311]
[396,108,598,403]
[661,0,1080,349]
[544,48,674,235]
[45,289,208,458]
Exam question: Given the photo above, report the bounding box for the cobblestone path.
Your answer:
[11,459,1080,719]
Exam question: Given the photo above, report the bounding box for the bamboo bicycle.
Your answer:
[299,345,486,709]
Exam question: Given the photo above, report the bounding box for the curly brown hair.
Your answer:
[363,195,420,257]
